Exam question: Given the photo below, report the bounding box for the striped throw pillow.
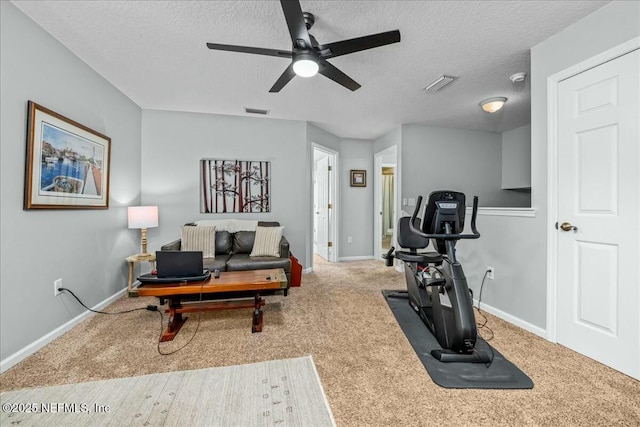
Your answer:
[181,225,216,258]
[250,226,283,257]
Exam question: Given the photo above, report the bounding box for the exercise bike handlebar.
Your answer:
[409,195,481,240]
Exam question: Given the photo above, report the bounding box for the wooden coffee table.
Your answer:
[137,268,287,341]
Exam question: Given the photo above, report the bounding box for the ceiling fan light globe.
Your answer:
[293,58,319,77]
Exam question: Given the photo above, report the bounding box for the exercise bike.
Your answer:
[384,190,490,363]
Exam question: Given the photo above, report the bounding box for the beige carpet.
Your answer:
[1,258,639,426]
[1,356,334,426]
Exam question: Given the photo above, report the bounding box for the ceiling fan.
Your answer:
[206,0,401,92]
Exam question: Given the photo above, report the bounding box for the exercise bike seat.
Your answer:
[396,217,443,264]
[395,250,443,264]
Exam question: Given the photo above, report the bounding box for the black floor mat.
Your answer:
[382,290,534,389]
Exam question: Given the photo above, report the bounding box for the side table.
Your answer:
[126,254,156,297]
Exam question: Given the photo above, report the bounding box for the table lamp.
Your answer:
[128,206,159,260]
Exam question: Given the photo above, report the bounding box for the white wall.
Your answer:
[0,2,142,363]
[140,110,310,268]
[339,139,374,259]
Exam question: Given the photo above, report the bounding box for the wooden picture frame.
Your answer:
[24,101,111,210]
[350,170,366,187]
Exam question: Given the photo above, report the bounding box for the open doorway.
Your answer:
[381,166,395,252]
[374,146,399,261]
[312,145,338,265]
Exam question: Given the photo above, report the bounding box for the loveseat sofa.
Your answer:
[161,220,292,295]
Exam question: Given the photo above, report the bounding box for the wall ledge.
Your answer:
[467,207,536,218]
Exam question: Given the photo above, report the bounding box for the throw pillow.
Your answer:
[250,226,283,257]
[181,225,216,258]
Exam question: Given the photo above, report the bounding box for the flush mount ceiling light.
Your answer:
[292,53,319,77]
[480,97,507,113]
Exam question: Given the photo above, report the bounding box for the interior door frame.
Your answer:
[311,143,339,267]
[374,145,399,262]
[545,37,640,342]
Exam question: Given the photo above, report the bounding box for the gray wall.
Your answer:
[0,2,142,361]
[140,110,310,268]
[307,123,341,153]
[339,139,374,259]
[502,124,531,190]
[501,124,532,208]
[457,0,640,332]
[373,126,402,154]
[519,0,640,330]
[401,124,527,208]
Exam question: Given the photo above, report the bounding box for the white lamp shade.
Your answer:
[293,57,319,78]
[128,206,159,229]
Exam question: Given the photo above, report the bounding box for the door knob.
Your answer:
[559,222,578,232]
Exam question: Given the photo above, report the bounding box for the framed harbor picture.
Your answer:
[23,101,111,209]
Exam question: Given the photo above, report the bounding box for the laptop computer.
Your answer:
[138,251,210,283]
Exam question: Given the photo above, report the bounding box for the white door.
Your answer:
[315,156,330,260]
[556,49,639,379]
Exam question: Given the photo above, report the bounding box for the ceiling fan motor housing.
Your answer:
[303,12,315,30]
[205,0,400,92]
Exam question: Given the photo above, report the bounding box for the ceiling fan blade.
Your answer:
[269,63,297,93]
[206,43,292,58]
[319,30,401,59]
[280,0,312,49]
[318,59,361,91]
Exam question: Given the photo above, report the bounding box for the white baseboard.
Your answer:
[302,267,313,274]
[337,256,375,262]
[0,289,126,374]
[474,299,547,339]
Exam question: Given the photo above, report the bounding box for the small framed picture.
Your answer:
[24,101,111,210]
[350,170,366,187]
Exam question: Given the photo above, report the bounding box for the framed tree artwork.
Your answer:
[24,101,111,209]
[200,159,271,213]
[350,170,366,187]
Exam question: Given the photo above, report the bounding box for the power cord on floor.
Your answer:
[58,287,156,315]
[155,280,205,356]
[474,270,495,341]
[58,287,199,356]
[474,271,495,368]
[154,310,202,356]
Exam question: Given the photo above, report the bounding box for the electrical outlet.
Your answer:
[54,278,62,296]
[487,266,494,280]
[347,236,353,244]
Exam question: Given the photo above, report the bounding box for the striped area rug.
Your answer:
[0,356,335,426]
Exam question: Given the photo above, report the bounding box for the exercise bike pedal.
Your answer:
[424,277,446,287]
[430,349,492,364]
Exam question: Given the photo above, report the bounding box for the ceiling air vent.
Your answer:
[244,107,269,115]
[422,75,455,92]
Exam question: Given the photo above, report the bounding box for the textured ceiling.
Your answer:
[11,0,609,139]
